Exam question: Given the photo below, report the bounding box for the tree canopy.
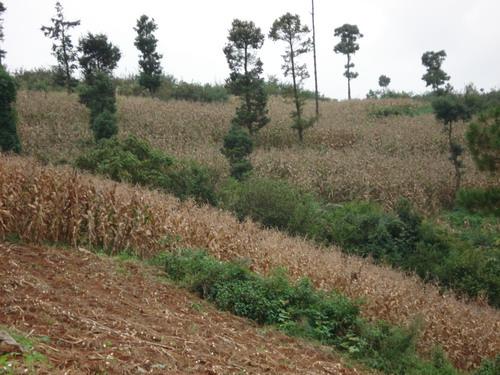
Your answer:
[134,15,163,95]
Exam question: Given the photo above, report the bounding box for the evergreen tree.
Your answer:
[0,1,7,66]
[467,107,500,173]
[0,66,21,153]
[221,123,253,181]
[269,13,315,142]
[421,50,450,93]
[78,34,121,141]
[379,75,391,90]
[41,2,80,92]
[78,33,121,79]
[334,24,363,100]
[223,19,269,135]
[134,15,163,95]
[432,94,472,195]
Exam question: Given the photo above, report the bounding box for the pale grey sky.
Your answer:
[2,0,500,99]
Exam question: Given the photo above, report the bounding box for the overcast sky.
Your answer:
[2,0,500,99]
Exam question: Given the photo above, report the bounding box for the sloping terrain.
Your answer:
[16,91,498,213]
[1,156,498,370]
[0,242,363,374]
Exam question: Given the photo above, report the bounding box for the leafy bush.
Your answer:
[219,177,321,236]
[0,66,21,153]
[371,104,432,118]
[115,75,229,103]
[475,356,500,375]
[13,67,68,92]
[456,188,500,216]
[159,249,459,374]
[75,136,217,204]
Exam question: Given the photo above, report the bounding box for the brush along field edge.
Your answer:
[0,156,498,369]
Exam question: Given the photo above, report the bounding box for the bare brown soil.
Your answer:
[0,242,364,374]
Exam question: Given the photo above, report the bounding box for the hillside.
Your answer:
[0,242,364,374]
[16,91,498,213]
[1,156,498,370]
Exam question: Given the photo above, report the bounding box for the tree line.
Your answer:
[0,1,498,194]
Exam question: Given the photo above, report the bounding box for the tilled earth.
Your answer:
[0,243,364,374]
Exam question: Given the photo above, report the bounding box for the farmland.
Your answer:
[1,155,498,371]
[16,91,498,213]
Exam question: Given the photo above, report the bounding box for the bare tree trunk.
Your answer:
[311,0,319,118]
[347,54,352,100]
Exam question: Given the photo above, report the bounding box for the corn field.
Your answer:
[16,91,499,213]
[0,156,498,369]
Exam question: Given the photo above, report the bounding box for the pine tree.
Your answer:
[224,19,269,135]
[269,13,315,142]
[0,1,7,66]
[134,15,163,95]
[0,66,21,153]
[41,2,80,92]
[334,24,363,100]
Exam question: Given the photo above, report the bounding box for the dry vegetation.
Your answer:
[1,156,498,370]
[16,91,498,213]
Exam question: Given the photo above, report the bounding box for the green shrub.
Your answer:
[75,136,217,204]
[371,104,432,118]
[160,249,458,374]
[78,72,118,141]
[456,188,500,216]
[219,177,321,236]
[475,356,500,375]
[0,66,21,153]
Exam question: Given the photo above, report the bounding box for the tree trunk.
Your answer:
[311,0,319,118]
[347,54,351,100]
[289,40,303,142]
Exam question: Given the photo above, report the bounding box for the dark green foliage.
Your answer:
[456,188,500,216]
[219,177,500,306]
[371,104,432,118]
[115,75,229,103]
[432,94,473,194]
[219,177,320,236]
[0,1,6,65]
[162,249,359,334]
[334,24,363,100]
[91,110,117,140]
[13,68,70,92]
[466,107,500,173]
[78,35,121,141]
[75,136,217,204]
[269,13,315,142]
[41,2,80,93]
[78,72,118,140]
[134,15,163,95]
[224,19,269,135]
[221,124,253,180]
[475,356,500,375]
[421,50,450,93]
[0,66,21,153]
[160,250,459,374]
[78,33,121,79]
[379,75,391,89]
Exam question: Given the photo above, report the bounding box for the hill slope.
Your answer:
[16,91,499,213]
[0,242,362,374]
[1,156,498,370]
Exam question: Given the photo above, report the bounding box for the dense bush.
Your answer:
[75,136,218,204]
[371,104,432,118]
[456,188,500,216]
[78,72,118,141]
[115,75,229,103]
[219,177,321,236]
[0,66,21,153]
[13,67,68,92]
[159,249,460,374]
[219,177,499,306]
